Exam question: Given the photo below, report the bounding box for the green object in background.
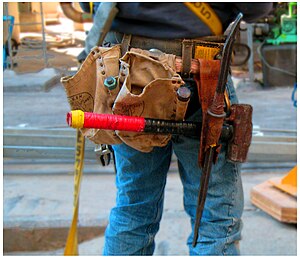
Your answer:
[267,2,297,45]
[281,2,297,34]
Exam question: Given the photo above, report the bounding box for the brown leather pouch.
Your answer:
[113,48,188,152]
[61,45,122,144]
[61,46,189,152]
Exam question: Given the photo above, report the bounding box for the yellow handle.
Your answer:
[69,110,85,129]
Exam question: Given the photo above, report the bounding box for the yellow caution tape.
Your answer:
[184,2,223,36]
[64,129,85,256]
[89,2,94,15]
[70,110,85,129]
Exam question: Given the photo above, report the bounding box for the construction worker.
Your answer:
[84,2,273,255]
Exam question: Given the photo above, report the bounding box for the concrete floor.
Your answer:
[3,171,297,256]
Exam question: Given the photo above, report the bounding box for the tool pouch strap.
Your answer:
[194,58,221,166]
[181,40,193,78]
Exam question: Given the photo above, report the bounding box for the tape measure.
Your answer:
[64,129,85,255]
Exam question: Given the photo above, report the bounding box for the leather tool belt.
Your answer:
[119,33,226,78]
[61,35,229,152]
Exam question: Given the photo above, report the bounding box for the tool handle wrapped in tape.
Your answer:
[67,110,230,138]
[67,104,253,163]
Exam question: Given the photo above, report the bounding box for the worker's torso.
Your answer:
[108,3,272,39]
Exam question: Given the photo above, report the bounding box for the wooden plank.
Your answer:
[250,180,297,223]
[269,177,297,198]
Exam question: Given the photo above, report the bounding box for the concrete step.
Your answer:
[3,127,297,162]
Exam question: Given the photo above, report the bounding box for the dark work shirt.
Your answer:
[108,2,273,39]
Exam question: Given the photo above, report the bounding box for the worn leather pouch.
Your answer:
[61,45,122,144]
[113,48,189,152]
[62,46,189,152]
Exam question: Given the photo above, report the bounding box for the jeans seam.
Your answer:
[143,187,165,254]
[222,163,238,255]
[142,152,166,254]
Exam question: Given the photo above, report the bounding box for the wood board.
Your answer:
[250,180,297,223]
[268,177,297,197]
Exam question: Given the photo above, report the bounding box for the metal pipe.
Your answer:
[4,3,13,69]
[39,2,48,68]
[247,24,255,82]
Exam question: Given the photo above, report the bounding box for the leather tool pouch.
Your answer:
[61,45,122,145]
[194,59,253,165]
[113,48,187,152]
[61,46,188,152]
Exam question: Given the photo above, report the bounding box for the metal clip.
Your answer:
[148,48,164,60]
[94,144,112,166]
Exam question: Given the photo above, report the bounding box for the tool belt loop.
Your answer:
[121,34,132,56]
[181,40,194,78]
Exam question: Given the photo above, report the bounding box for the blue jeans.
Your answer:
[103,78,244,255]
